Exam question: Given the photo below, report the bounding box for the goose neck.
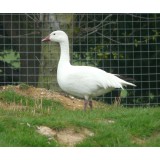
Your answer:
[59,41,70,64]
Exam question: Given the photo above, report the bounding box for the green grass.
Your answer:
[0,89,160,146]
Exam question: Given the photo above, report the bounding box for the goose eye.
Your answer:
[53,33,56,35]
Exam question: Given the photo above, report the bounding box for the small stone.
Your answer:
[69,96,75,100]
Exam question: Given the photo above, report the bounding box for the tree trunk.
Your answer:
[38,13,73,90]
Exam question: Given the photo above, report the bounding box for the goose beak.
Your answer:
[42,35,50,42]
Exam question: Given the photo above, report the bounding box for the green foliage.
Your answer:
[120,89,128,98]
[0,49,20,69]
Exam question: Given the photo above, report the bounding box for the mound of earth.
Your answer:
[0,85,104,110]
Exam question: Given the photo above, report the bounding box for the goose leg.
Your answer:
[84,100,88,111]
[89,100,93,110]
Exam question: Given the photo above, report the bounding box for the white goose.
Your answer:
[42,30,136,110]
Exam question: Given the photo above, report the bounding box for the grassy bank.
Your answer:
[0,86,160,146]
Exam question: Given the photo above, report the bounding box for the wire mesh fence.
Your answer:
[0,13,159,106]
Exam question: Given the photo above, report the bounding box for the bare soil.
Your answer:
[37,125,94,146]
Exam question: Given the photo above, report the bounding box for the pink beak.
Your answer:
[42,35,50,42]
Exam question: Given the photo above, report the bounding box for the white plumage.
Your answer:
[42,30,136,110]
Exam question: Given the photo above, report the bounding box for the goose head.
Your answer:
[42,30,68,43]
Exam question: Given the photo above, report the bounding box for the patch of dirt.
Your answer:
[101,119,115,124]
[132,131,160,145]
[131,136,146,145]
[37,126,56,137]
[37,126,94,146]
[0,85,104,110]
